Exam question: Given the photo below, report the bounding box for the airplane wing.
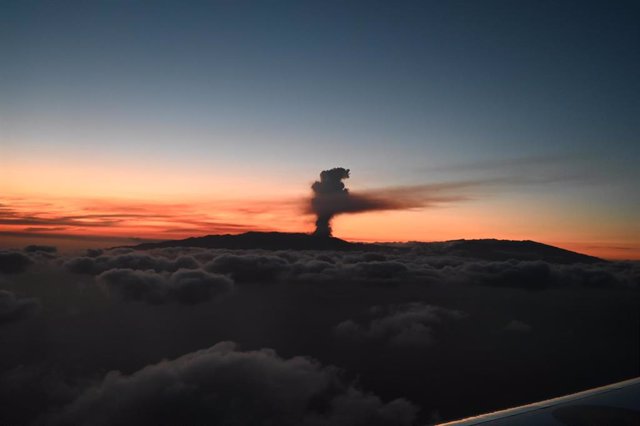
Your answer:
[438,376,640,425]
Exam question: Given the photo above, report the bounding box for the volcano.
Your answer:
[131,232,602,264]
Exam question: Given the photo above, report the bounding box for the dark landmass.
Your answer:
[408,239,603,264]
[132,231,362,251]
[131,231,602,264]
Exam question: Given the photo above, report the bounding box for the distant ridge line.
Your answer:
[129,232,602,264]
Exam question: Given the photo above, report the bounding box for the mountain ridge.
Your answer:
[130,232,602,264]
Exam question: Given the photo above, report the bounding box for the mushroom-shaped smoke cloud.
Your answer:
[310,167,478,237]
[311,168,351,237]
[310,167,406,237]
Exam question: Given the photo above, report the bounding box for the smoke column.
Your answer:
[311,168,350,237]
[309,167,478,237]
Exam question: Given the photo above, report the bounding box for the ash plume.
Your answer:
[311,168,351,237]
[310,167,473,237]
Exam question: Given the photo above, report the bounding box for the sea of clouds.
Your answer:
[0,245,638,425]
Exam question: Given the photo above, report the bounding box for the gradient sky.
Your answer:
[1,0,639,258]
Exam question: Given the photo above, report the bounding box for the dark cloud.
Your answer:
[0,247,637,425]
[0,290,40,324]
[443,259,639,289]
[293,259,423,285]
[168,269,234,305]
[309,168,473,237]
[106,248,135,255]
[22,245,59,262]
[160,223,257,234]
[35,246,640,290]
[85,248,104,257]
[204,253,290,283]
[336,303,466,347]
[290,259,334,276]
[97,269,166,304]
[504,320,533,333]
[0,365,78,426]
[24,245,58,253]
[50,341,417,426]
[0,210,145,228]
[23,226,68,232]
[311,167,352,237]
[97,268,234,305]
[447,260,554,290]
[64,252,200,275]
[0,250,33,274]
[344,261,410,282]
[554,262,635,288]
[305,164,608,241]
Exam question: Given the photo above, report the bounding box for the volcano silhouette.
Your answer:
[131,232,602,264]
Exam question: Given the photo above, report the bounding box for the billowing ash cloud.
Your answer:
[310,168,474,237]
[310,168,404,237]
[311,168,351,237]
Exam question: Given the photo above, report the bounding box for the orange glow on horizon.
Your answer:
[2,157,638,260]
[1,194,638,260]
[0,160,306,200]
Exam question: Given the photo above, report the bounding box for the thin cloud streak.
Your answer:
[0,230,156,243]
[424,154,577,173]
[421,154,608,188]
[0,197,276,242]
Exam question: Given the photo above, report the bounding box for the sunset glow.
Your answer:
[1,185,638,259]
[2,153,639,258]
[2,3,639,424]
[1,0,638,260]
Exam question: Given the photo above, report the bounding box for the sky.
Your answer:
[1,0,639,258]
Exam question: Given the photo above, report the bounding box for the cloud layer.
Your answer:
[0,290,39,325]
[0,245,638,424]
[335,303,466,347]
[0,250,33,274]
[59,246,640,290]
[97,268,234,305]
[51,342,417,426]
